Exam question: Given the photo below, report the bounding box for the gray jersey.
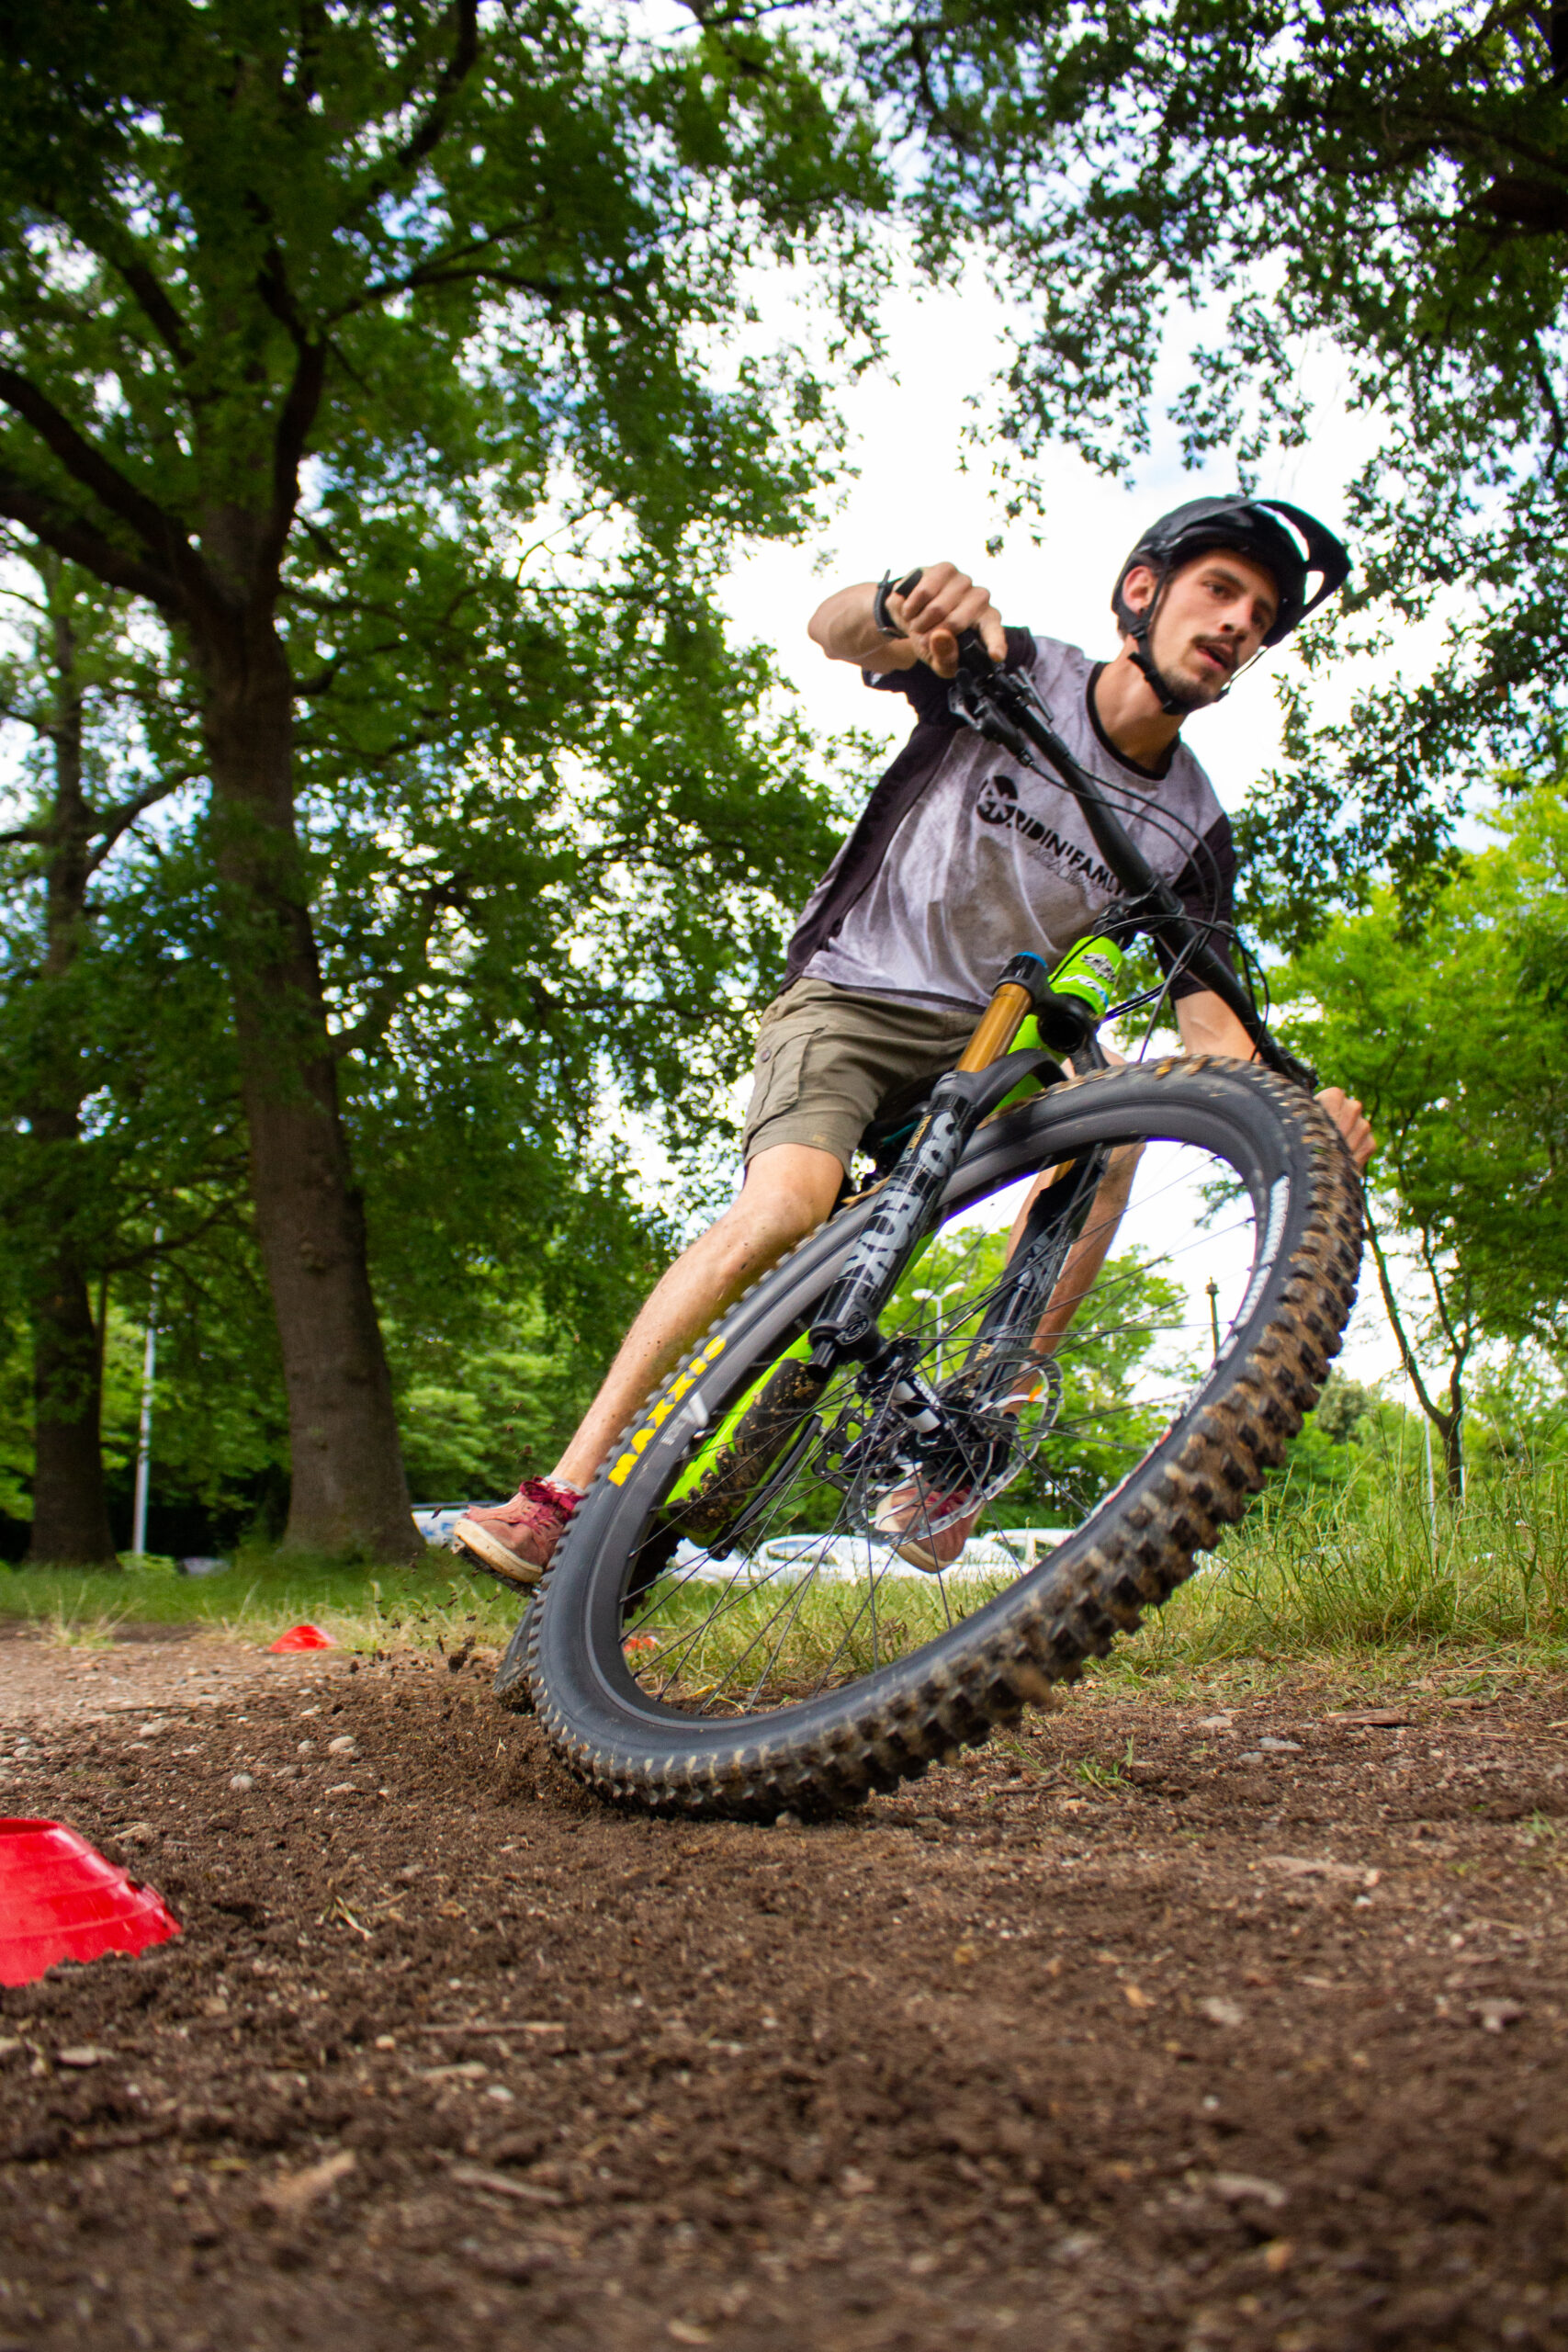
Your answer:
[785,630,1235,1012]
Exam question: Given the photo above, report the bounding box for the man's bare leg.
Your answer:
[556,1130,1140,1500]
[1010,1141,1145,1356]
[548,1143,844,1490]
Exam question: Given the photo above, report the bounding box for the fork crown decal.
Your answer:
[809,1104,970,1353]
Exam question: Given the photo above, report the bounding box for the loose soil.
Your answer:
[2,1628,1566,2351]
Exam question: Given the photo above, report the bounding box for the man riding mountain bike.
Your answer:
[452,493,1375,1592]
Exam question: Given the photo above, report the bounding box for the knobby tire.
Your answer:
[525,1058,1362,1817]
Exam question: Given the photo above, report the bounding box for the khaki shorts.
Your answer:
[740,978,978,1172]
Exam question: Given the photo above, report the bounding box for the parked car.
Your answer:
[412,1504,489,1548]
[674,1525,1068,1584]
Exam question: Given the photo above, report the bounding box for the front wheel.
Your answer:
[529,1058,1361,1817]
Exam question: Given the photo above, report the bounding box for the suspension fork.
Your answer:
[806,956,1066,1376]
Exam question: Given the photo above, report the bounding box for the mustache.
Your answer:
[1190,634,1238,674]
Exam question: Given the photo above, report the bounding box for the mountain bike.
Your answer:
[519,637,1363,1815]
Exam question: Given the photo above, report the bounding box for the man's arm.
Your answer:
[808,561,1009,677]
[1175,990,1375,1172]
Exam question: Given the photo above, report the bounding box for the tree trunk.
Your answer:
[25,1238,118,1567]
[199,613,419,1561]
[1440,1381,1465,1502]
[1363,1204,1469,1511]
[1441,1414,1464,1501]
[21,594,118,1568]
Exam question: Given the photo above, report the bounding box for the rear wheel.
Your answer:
[530,1058,1361,1816]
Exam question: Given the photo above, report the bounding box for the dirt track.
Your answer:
[2,1628,1567,2351]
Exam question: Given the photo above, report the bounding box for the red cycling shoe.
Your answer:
[451,1479,581,1589]
[873,1481,982,1574]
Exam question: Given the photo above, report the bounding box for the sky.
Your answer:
[718,271,1434,820]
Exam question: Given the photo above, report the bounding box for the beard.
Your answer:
[1152,633,1235,711]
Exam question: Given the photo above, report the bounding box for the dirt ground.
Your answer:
[2,1623,1566,2352]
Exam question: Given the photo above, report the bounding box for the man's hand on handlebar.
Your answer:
[807,563,1009,673]
[890,564,1009,677]
[1177,992,1375,1172]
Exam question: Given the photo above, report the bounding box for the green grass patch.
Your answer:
[624,1564,1022,1708]
[1099,1466,1568,1689]
[8,1472,1564,1705]
[0,1545,526,1655]
[624,1470,1568,1713]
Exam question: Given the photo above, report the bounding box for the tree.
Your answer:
[864,0,1568,934]
[1277,786,1568,1494]
[0,0,885,1556]
[0,541,223,1564]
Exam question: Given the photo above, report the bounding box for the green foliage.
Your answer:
[0,548,227,1277]
[863,0,1568,928]
[1278,788,1568,1424]
[389,1214,672,1508]
[96,1271,290,1544]
[1466,1352,1568,1482]
[882,1222,1193,1521]
[0,0,885,550]
[1266,1373,1409,1504]
[0,1315,30,1530]
[0,4,894,1543]
[0,843,249,1287]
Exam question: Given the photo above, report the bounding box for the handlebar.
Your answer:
[946,633,1317,1093]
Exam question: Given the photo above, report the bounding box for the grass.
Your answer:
[5,1472,1565,1709]
[619,1468,1568,1713]
[0,1544,526,1656]
[1103,1466,1568,1684]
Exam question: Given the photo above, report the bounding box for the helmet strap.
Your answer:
[1127,635,1192,717]
[1124,571,1194,716]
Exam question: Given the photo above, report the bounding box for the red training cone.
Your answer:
[0,1818,181,1987]
[268,1623,334,1652]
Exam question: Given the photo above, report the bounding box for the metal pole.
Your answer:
[1206,1276,1221,1363]
[910,1279,964,1381]
[131,1232,161,1560]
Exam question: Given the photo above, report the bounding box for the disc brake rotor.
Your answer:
[842,1353,1066,1541]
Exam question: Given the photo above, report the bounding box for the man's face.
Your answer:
[1122,549,1280,708]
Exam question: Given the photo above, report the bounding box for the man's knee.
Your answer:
[736,1142,844,1249]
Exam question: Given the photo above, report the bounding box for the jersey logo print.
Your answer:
[974,775,1120,895]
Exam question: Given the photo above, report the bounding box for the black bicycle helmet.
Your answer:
[1111,493,1351,712]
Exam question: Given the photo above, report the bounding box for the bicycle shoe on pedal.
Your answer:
[874,1482,982,1575]
[452,1479,581,1588]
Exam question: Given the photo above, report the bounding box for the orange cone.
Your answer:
[0,1818,180,1987]
[268,1623,334,1652]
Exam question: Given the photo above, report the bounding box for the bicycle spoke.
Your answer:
[604,1127,1272,1721]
